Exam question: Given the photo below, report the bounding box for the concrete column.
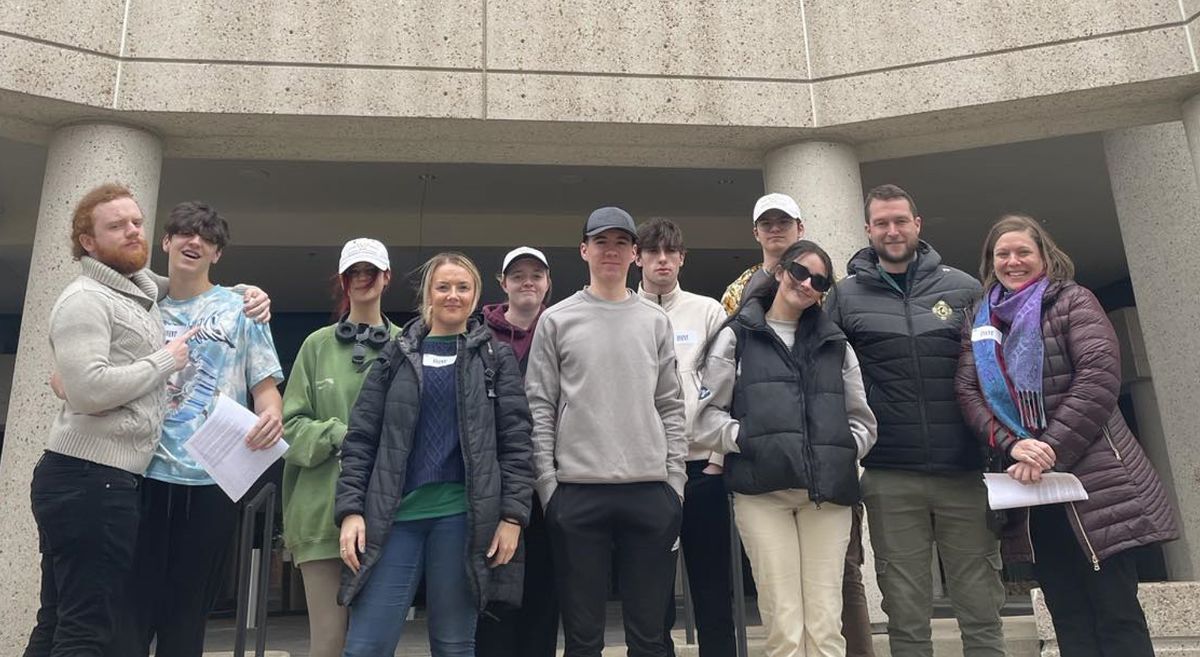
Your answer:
[763,141,889,623]
[1103,119,1200,580]
[0,123,162,653]
[762,141,865,270]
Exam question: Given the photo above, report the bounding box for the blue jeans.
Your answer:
[343,513,476,657]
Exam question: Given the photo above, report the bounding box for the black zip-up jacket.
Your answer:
[335,317,534,608]
[825,242,982,472]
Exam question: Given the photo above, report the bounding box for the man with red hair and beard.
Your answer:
[25,183,197,657]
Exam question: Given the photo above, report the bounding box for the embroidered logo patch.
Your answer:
[931,299,953,321]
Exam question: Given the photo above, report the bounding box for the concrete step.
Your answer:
[199,613,1039,657]
[631,617,1040,657]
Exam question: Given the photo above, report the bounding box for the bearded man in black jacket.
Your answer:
[824,184,1005,657]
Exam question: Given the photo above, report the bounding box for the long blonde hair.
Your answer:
[979,214,1075,290]
[416,252,482,326]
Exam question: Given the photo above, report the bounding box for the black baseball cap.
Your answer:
[583,206,637,241]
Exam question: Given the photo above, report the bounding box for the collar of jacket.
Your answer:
[397,315,492,355]
[80,256,158,309]
[846,240,943,291]
[734,296,845,347]
[637,282,682,310]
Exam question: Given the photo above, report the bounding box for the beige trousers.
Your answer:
[299,558,348,657]
[735,490,852,657]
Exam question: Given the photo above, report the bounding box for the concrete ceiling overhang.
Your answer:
[2,78,1199,170]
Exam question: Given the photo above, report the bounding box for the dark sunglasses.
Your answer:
[784,261,832,293]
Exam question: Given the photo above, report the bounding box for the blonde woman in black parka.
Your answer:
[335,252,534,657]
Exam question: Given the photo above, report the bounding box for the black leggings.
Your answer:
[1030,504,1154,657]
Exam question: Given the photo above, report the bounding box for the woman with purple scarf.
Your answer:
[955,214,1178,657]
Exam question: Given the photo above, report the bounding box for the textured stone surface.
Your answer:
[488,73,810,127]
[0,0,124,53]
[487,0,807,79]
[1185,0,1200,21]
[124,0,481,69]
[1104,121,1200,581]
[115,61,483,118]
[814,27,1195,127]
[0,35,117,107]
[805,0,1179,78]
[0,123,162,656]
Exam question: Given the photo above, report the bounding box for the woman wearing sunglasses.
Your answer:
[695,240,877,657]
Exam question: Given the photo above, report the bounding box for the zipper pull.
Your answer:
[1091,555,1100,572]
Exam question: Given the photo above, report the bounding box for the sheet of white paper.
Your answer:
[183,394,288,502]
[983,472,1089,511]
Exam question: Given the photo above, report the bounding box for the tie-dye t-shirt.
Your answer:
[146,285,284,485]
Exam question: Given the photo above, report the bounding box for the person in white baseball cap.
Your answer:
[280,237,397,657]
[338,237,391,275]
[720,192,805,316]
[476,245,557,656]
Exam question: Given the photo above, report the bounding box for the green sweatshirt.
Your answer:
[281,321,398,565]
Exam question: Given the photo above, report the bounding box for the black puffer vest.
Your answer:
[724,299,861,506]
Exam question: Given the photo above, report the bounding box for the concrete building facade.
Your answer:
[2,2,1200,652]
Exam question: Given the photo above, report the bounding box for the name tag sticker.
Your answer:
[163,322,186,342]
[971,326,1002,344]
[675,330,698,345]
[422,353,457,368]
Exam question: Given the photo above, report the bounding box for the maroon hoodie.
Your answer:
[482,303,543,374]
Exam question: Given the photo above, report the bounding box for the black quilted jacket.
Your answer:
[335,317,533,608]
[826,242,983,472]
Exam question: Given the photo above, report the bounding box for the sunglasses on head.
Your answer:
[784,261,832,293]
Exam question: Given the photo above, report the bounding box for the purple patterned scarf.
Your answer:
[971,277,1049,436]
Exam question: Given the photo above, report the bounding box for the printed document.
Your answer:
[983,472,1088,510]
[183,394,288,502]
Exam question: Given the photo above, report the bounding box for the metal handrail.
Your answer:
[233,483,276,657]
[730,493,749,657]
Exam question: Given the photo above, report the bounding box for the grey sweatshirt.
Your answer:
[48,257,177,473]
[525,288,687,504]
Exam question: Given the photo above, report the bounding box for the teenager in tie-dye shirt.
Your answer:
[109,201,284,657]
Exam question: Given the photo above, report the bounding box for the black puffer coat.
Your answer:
[827,242,983,472]
[335,317,534,608]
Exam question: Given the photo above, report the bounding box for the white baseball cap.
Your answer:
[753,193,803,224]
[502,246,550,274]
[339,238,390,274]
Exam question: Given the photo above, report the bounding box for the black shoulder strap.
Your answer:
[362,336,399,377]
[481,339,498,399]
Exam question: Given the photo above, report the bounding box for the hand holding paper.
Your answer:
[983,472,1088,511]
[184,394,288,502]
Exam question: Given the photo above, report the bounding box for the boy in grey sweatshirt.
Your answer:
[524,206,686,657]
